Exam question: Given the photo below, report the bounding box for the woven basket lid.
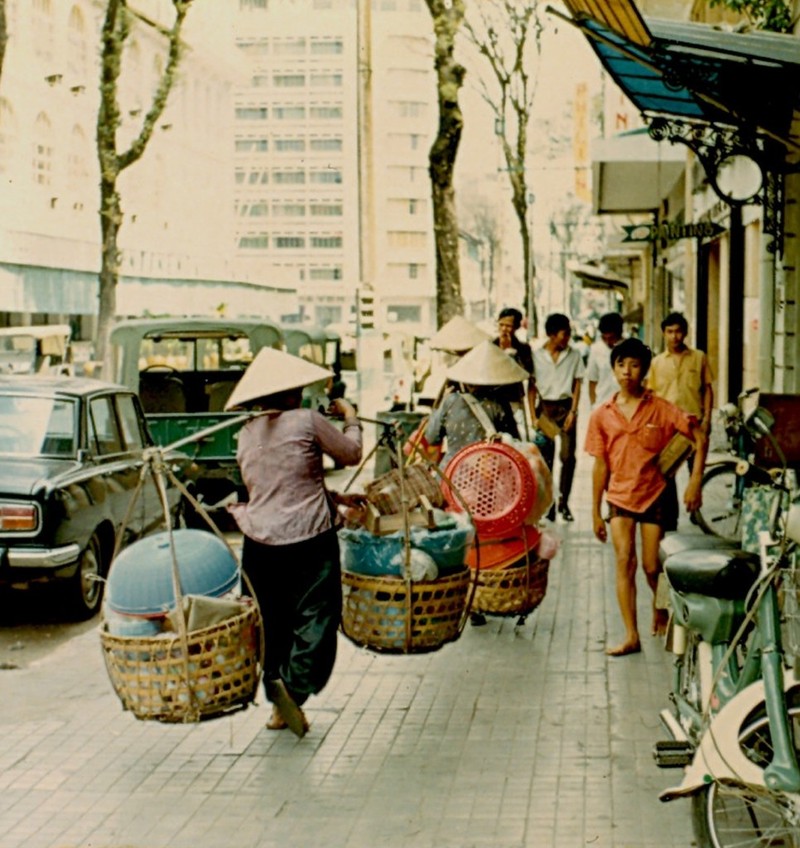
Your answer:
[446,339,530,386]
[225,347,332,410]
[428,315,490,353]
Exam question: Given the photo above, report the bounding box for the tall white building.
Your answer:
[0,0,295,336]
[232,0,488,336]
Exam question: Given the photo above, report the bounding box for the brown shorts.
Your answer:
[607,482,678,531]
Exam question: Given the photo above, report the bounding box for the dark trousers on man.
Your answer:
[539,398,577,508]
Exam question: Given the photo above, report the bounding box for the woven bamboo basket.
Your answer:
[471,556,550,616]
[341,568,470,653]
[100,599,262,722]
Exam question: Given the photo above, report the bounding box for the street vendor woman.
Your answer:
[225,348,363,738]
[424,339,528,467]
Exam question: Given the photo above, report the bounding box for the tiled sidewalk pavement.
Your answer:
[0,452,697,848]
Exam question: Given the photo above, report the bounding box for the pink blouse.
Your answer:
[229,408,362,545]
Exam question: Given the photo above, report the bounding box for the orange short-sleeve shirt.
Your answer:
[584,391,695,513]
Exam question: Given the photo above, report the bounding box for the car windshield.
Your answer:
[0,395,77,457]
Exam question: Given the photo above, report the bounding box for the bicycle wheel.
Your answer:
[694,462,742,544]
[691,688,800,847]
[673,630,706,746]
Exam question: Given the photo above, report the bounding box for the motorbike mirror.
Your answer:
[744,406,775,438]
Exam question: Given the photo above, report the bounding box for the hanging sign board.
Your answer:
[621,221,725,243]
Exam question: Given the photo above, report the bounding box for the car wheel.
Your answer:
[66,533,105,620]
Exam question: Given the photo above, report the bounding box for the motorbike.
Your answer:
[654,403,800,847]
[692,387,775,544]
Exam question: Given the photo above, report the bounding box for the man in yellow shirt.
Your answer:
[646,312,714,439]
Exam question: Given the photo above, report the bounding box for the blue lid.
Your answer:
[106,529,240,615]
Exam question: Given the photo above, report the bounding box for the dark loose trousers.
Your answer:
[538,398,577,505]
[242,529,342,706]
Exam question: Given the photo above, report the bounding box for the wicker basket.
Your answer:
[341,568,470,653]
[471,556,549,616]
[100,600,262,722]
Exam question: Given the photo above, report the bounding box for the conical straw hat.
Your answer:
[446,339,530,386]
[224,347,332,410]
[428,315,491,353]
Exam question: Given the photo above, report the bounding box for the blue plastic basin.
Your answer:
[106,529,239,616]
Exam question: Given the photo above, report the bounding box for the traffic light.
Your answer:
[357,288,375,331]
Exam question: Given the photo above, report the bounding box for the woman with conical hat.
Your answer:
[422,340,528,468]
[225,347,363,738]
[417,315,491,408]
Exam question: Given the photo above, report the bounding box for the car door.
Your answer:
[114,391,168,535]
[87,393,145,541]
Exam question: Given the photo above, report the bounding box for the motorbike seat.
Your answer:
[658,531,739,565]
[664,549,759,600]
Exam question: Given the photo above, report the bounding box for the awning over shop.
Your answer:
[567,261,629,292]
[558,0,800,150]
[592,128,684,214]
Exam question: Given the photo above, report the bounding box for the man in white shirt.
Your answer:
[531,313,586,522]
[586,312,624,407]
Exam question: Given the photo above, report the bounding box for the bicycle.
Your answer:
[656,403,800,846]
[693,388,774,543]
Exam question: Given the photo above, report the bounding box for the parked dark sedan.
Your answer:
[0,375,188,619]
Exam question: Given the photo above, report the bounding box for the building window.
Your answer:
[32,112,53,187]
[248,202,269,217]
[410,134,421,150]
[236,106,268,120]
[409,264,419,279]
[67,124,89,205]
[310,105,343,120]
[310,38,343,55]
[311,235,343,248]
[274,74,306,88]
[310,267,342,281]
[273,38,306,55]
[275,236,306,248]
[251,74,270,87]
[67,6,89,83]
[240,0,268,8]
[309,137,342,152]
[388,305,422,322]
[274,138,306,152]
[312,0,334,9]
[238,39,270,57]
[310,72,343,87]
[33,0,54,65]
[309,170,342,184]
[272,203,306,216]
[273,106,306,120]
[239,234,269,248]
[235,138,268,152]
[310,203,342,216]
[0,99,17,176]
[389,231,426,248]
[396,101,425,118]
[409,199,418,214]
[273,170,306,185]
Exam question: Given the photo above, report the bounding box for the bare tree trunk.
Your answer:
[0,0,7,79]
[426,0,466,328]
[95,0,191,376]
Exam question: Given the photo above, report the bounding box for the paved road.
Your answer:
[0,434,701,848]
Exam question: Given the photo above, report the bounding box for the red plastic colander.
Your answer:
[442,442,537,539]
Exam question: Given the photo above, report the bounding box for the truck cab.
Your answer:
[110,317,283,511]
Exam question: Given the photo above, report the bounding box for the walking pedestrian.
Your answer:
[586,312,624,407]
[584,338,706,656]
[646,311,714,441]
[424,339,524,468]
[531,313,585,522]
[225,348,363,737]
[492,307,535,434]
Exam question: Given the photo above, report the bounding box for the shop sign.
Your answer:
[621,221,725,243]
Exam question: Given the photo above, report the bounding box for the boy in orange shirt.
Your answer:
[584,338,706,656]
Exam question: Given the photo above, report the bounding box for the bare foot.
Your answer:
[605,640,642,657]
[651,608,668,637]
